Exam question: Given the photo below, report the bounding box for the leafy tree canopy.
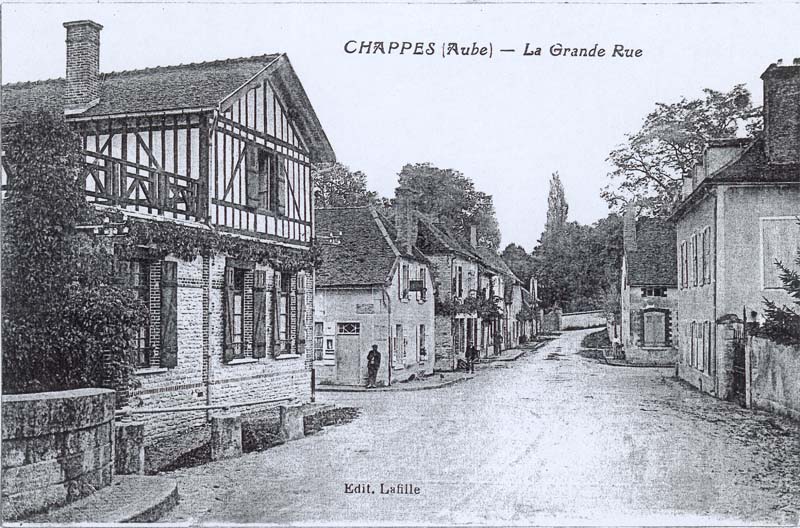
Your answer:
[531,213,623,312]
[601,85,762,216]
[312,161,377,207]
[501,243,536,289]
[396,163,501,249]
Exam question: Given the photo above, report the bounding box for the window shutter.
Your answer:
[245,145,260,209]
[223,267,236,363]
[297,273,306,346]
[276,157,287,216]
[664,310,672,346]
[159,261,178,368]
[252,270,267,358]
[272,271,282,356]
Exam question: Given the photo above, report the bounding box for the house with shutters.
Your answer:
[413,217,483,371]
[670,59,800,401]
[474,246,522,356]
[619,211,678,365]
[313,193,435,386]
[1,20,333,447]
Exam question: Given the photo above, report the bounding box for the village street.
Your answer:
[163,329,800,525]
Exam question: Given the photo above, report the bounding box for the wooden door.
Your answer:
[335,323,361,385]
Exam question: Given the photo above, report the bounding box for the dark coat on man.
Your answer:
[367,348,381,371]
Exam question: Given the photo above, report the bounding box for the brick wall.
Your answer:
[63,21,102,111]
[130,253,313,446]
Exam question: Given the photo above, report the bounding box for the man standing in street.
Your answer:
[466,344,478,374]
[366,344,381,388]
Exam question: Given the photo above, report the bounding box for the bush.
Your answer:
[2,111,147,394]
[756,242,800,346]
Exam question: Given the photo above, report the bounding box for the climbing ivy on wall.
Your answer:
[92,211,323,272]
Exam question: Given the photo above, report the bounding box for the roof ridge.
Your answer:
[3,77,65,89]
[2,54,281,89]
[100,54,281,79]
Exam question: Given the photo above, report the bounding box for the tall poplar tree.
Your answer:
[544,172,569,244]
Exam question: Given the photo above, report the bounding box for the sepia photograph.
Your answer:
[1,1,799,525]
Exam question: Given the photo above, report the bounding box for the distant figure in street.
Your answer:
[366,345,381,388]
[466,345,478,374]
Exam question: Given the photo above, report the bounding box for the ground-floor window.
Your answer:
[418,324,426,362]
[394,324,405,366]
[314,322,324,361]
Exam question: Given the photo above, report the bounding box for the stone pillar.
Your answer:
[114,420,145,475]
[279,404,305,441]
[210,413,242,461]
[716,315,742,400]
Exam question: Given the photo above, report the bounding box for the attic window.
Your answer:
[245,144,286,214]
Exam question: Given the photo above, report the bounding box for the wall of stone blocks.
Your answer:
[751,337,800,421]
[1,389,115,521]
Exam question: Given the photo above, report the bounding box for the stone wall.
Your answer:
[1,388,115,521]
[561,310,606,330]
[750,337,800,421]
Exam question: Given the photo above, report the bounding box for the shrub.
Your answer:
[757,247,800,346]
[2,111,147,394]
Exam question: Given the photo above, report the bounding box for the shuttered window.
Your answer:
[160,261,178,369]
[273,271,290,356]
[223,267,246,363]
[116,259,152,368]
[244,145,287,215]
[252,270,268,358]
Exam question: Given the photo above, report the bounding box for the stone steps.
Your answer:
[27,475,178,523]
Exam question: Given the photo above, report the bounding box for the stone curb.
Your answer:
[600,357,675,369]
[484,341,549,362]
[26,475,178,524]
[316,375,475,393]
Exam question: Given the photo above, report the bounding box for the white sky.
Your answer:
[3,2,799,249]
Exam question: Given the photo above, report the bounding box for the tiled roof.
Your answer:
[316,207,398,287]
[625,217,677,287]
[414,214,480,261]
[2,54,335,162]
[2,55,279,123]
[475,247,521,283]
[710,137,800,183]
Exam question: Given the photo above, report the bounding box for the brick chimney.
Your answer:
[761,59,800,164]
[63,20,103,115]
[469,225,478,249]
[394,186,418,255]
[623,205,637,252]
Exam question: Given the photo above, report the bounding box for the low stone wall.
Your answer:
[1,388,115,521]
[751,337,800,421]
[561,310,606,330]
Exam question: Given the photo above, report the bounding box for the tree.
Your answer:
[396,163,501,248]
[758,242,800,345]
[2,111,147,394]
[500,243,536,288]
[312,161,377,207]
[531,214,624,312]
[601,85,762,216]
[544,172,569,244]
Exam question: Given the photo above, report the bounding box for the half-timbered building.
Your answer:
[2,20,334,454]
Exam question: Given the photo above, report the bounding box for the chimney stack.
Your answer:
[623,205,637,253]
[761,59,800,164]
[469,225,478,248]
[63,20,103,115]
[394,186,418,255]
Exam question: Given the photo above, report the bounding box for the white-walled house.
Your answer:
[313,201,435,386]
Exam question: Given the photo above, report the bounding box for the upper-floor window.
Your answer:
[762,218,800,289]
[641,287,667,297]
[245,145,286,215]
[399,263,410,300]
